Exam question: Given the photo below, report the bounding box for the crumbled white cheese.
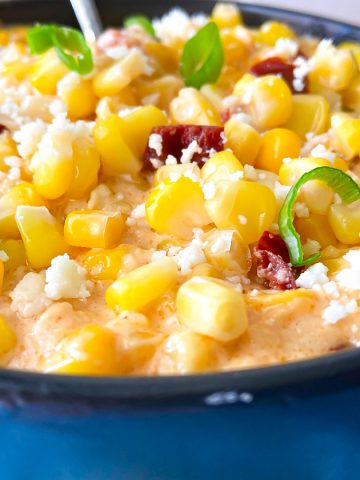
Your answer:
[322,299,357,325]
[208,230,234,254]
[274,181,291,203]
[13,119,47,160]
[180,140,202,164]
[169,172,181,183]
[228,170,244,181]
[282,157,292,164]
[220,131,227,143]
[274,37,299,58]
[4,156,22,168]
[149,157,163,169]
[153,7,207,44]
[49,99,67,117]
[151,250,167,262]
[165,154,178,165]
[294,202,310,218]
[45,254,92,300]
[292,56,311,92]
[230,112,253,125]
[10,272,52,317]
[148,133,163,157]
[131,202,146,219]
[321,280,340,298]
[296,263,329,289]
[202,182,216,200]
[336,250,360,290]
[238,215,247,225]
[243,164,257,181]
[0,250,9,262]
[310,144,336,163]
[183,169,200,183]
[172,238,206,275]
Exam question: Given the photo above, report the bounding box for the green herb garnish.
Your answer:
[27,24,93,75]
[180,22,224,89]
[124,15,155,36]
[279,166,360,266]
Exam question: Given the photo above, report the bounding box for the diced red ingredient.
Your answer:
[0,124,8,135]
[250,56,307,93]
[253,231,296,290]
[143,125,225,169]
[220,108,231,123]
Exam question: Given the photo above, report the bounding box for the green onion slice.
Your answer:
[279,166,360,267]
[124,15,155,36]
[27,24,93,75]
[180,22,224,89]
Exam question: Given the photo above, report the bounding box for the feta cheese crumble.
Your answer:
[45,254,92,300]
[310,144,336,163]
[296,263,329,289]
[322,299,357,325]
[148,133,163,157]
[336,250,360,291]
[180,140,202,164]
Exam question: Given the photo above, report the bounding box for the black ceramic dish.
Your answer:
[1,3,360,479]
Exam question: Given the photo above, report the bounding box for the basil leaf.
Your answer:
[124,15,155,36]
[279,166,360,267]
[27,24,93,75]
[180,22,224,89]
[27,24,54,54]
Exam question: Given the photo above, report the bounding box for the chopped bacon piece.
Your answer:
[253,231,296,290]
[143,125,224,169]
[250,56,307,93]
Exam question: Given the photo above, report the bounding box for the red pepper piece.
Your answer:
[250,56,307,93]
[143,125,225,169]
[253,231,296,290]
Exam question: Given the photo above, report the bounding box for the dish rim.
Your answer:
[0,0,360,401]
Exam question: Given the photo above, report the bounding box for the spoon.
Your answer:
[69,0,103,43]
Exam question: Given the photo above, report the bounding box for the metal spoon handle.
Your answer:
[69,0,103,43]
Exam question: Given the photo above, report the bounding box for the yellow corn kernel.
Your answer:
[279,157,347,215]
[137,75,183,110]
[212,2,242,28]
[285,94,329,140]
[204,179,277,245]
[0,132,18,172]
[328,202,360,245]
[170,88,221,126]
[203,229,251,273]
[145,42,178,73]
[256,21,295,46]
[116,328,163,372]
[46,325,122,375]
[0,316,16,356]
[65,210,124,249]
[0,261,3,293]
[0,183,45,238]
[2,58,30,80]
[30,49,68,95]
[309,41,357,92]
[121,106,168,158]
[330,113,360,160]
[294,213,337,248]
[161,331,214,374]
[95,88,138,118]
[93,114,142,175]
[59,76,97,120]
[106,257,178,312]
[93,50,146,97]
[339,41,360,68]
[246,288,315,308]
[224,118,261,165]
[216,65,244,91]
[15,206,68,269]
[255,128,301,173]
[154,163,201,186]
[0,29,10,46]
[234,74,293,130]
[0,239,26,273]
[177,276,248,342]
[200,150,243,184]
[342,74,360,112]
[221,29,248,66]
[200,84,225,112]
[188,263,220,278]
[146,177,211,239]
[66,137,100,199]
[82,245,137,280]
